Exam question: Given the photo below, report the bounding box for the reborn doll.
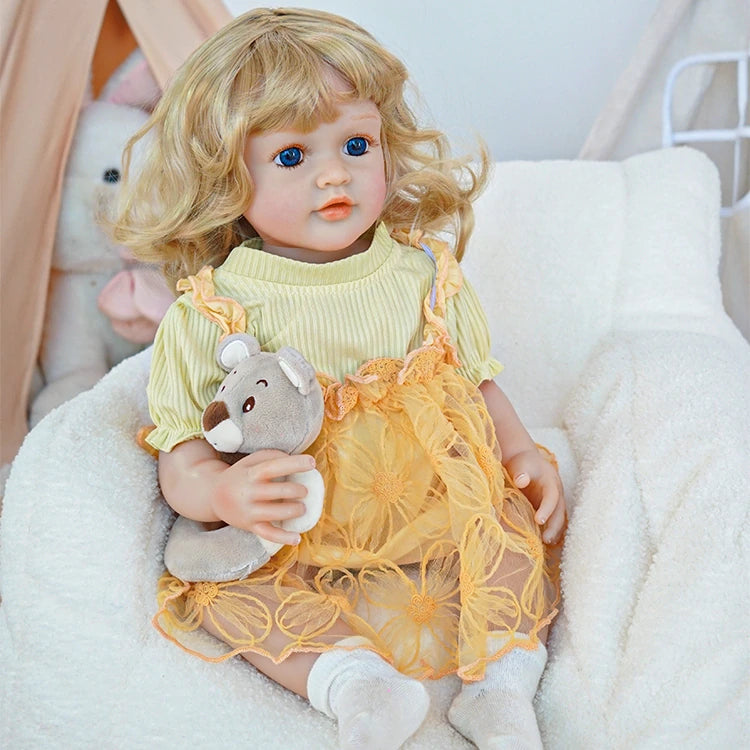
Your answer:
[113,8,566,750]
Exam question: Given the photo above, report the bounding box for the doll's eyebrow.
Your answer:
[256,379,268,387]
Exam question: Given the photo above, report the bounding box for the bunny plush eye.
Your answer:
[102,168,120,183]
[243,396,256,413]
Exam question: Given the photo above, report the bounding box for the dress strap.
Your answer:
[175,266,246,339]
[419,242,439,311]
[405,235,464,363]
[390,227,464,321]
[416,241,463,325]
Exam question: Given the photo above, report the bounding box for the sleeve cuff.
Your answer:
[145,423,204,453]
[459,356,504,386]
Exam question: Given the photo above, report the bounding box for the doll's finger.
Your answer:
[245,500,307,524]
[514,472,531,489]
[247,479,310,502]
[244,453,316,481]
[251,521,301,546]
[234,448,289,465]
[542,501,566,544]
[534,479,561,524]
[504,452,535,490]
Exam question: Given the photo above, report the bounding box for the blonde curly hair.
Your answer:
[110,7,490,287]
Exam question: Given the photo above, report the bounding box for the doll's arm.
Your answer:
[479,380,566,543]
[159,438,315,546]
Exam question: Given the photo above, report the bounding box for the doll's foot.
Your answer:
[334,672,429,749]
[307,637,429,749]
[448,643,547,750]
[449,689,542,749]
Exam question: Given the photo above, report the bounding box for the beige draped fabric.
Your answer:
[118,0,232,89]
[0,0,231,465]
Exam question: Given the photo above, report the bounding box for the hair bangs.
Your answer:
[232,26,405,135]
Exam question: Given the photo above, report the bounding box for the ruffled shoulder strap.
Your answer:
[390,228,463,361]
[175,266,246,339]
[390,228,463,320]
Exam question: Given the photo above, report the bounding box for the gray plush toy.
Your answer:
[163,333,325,582]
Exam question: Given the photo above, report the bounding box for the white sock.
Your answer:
[448,636,547,750]
[306,636,430,750]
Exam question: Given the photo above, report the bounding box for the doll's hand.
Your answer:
[211,449,316,546]
[504,449,566,544]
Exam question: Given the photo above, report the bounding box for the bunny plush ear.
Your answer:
[216,333,261,371]
[99,50,161,111]
[277,347,317,395]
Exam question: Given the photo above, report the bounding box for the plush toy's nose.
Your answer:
[203,400,230,432]
[202,400,243,453]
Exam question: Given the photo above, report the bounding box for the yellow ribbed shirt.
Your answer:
[147,223,502,452]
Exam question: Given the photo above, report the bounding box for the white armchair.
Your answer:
[2,147,747,749]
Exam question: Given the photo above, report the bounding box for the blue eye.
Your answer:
[274,147,303,167]
[345,137,369,156]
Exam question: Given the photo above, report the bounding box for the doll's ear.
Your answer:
[216,333,261,371]
[277,347,317,395]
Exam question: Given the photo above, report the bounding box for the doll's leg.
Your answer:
[448,549,548,750]
[201,599,429,750]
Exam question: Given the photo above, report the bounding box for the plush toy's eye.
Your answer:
[219,384,226,393]
[243,396,256,413]
[256,379,268,387]
[102,168,120,184]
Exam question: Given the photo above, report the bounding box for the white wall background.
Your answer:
[223,0,661,160]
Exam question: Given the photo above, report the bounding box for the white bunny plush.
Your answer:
[163,333,325,582]
[29,53,172,428]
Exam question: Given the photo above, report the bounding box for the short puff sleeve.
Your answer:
[446,276,503,385]
[146,297,225,452]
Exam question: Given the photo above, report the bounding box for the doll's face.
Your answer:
[243,98,387,263]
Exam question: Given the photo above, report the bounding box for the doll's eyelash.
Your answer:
[348,134,380,150]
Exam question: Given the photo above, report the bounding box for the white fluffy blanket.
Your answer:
[2,149,748,748]
[539,330,750,748]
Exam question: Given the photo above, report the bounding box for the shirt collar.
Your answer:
[220,222,394,285]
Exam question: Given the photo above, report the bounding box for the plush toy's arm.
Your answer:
[164,516,273,582]
[279,468,325,535]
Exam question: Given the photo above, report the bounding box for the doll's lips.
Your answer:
[317,196,353,221]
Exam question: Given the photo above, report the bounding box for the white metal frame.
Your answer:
[662,49,750,217]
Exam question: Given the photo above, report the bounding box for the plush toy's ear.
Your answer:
[277,347,317,395]
[99,50,161,111]
[216,333,261,371]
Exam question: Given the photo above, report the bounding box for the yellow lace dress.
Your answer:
[153,237,559,682]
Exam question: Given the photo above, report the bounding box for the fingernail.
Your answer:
[307,456,316,468]
[515,473,529,485]
[292,534,301,545]
[537,515,547,524]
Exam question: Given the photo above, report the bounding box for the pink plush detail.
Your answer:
[102,57,161,111]
[98,265,173,344]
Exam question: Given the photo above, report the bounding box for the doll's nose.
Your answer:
[315,157,351,188]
